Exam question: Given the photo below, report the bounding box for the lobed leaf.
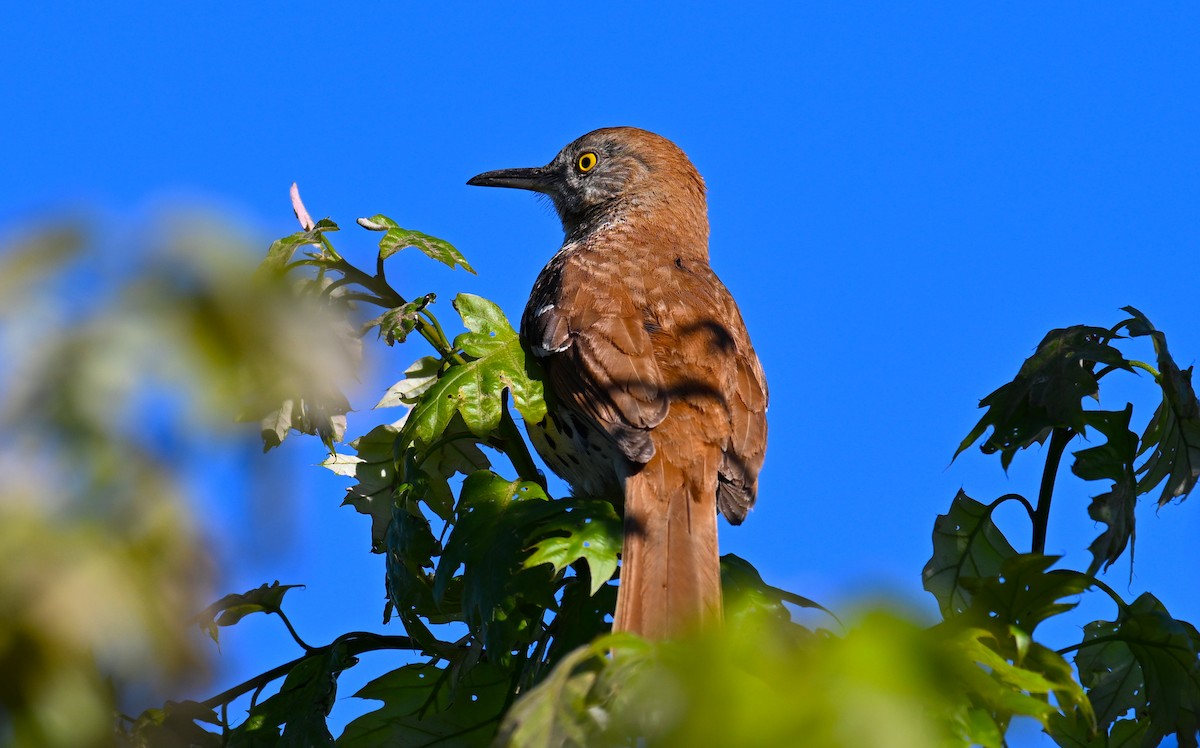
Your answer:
[922,490,1020,617]
[259,218,340,275]
[195,581,304,644]
[1121,306,1200,506]
[337,662,508,748]
[523,499,622,596]
[1075,592,1200,745]
[1071,406,1141,575]
[960,554,1093,636]
[360,214,475,273]
[402,294,546,444]
[957,326,1131,469]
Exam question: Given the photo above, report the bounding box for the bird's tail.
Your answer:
[612,446,722,639]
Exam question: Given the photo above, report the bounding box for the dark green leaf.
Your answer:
[721,553,834,630]
[1071,407,1140,574]
[403,294,546,444]
[957,326,1130,469]
[496,634,649,748]
[128,700,222,748]
[960,554,1093,635]
[1075,592,1200,744]
[361,214,475,273]
[228,643,355,748]
[922,490,1020,617]
[195,581,304,644]
[1121,306,1200,505]
[337,662,508,747]
[434,471,560,658]
[524,499,622,595]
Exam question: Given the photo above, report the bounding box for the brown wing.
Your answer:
[658,262,767,525]
[522,250,668,464]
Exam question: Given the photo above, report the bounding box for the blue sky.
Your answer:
[5,3,1198,743]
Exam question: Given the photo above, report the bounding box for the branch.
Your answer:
[198,631,425,710]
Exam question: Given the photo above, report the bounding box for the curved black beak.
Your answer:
[467,166,555,194]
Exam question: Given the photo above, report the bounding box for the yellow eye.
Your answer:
[577,152,598,172]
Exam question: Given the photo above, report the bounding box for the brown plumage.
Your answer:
[468,127,768,638]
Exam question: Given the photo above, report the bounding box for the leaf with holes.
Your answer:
[1121,307,1200,506]
[1075,592,1200,744]
[402,295,546,445]
[324,421,405,552]
[957,326,1131,469]
[524,499,622,595]
[434,471,560,658]
[1071,406,1140,574]
[338,662,508,747]
[922,490,1020,617]
[959,554,1093,635]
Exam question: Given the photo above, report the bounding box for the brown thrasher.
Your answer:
[468,127,768,639]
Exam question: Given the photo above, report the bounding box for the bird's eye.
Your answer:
[576,152,598,172]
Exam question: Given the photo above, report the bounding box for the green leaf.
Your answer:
[960,554,1093,636]
[375,356,442,410]
[195,581,304,644]
[229,643,355,748]
[260,218,340,274]
[957,326,1130,469]
[1075,592,1200,744]
[1121,306,1200,505]
[362,294,435,346]
[721,553,834,631]
[338,662,509,748]
[128,700,222,748]
[524,499,622,595]
[922,490,1020,617]
[360,214,475,274]
[434,471,560,658]
[1071,407,1140,575]
[496,634,649,748]
[402,294,546,444]
[325,421,405,552]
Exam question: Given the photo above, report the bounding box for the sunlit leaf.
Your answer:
[260,218,340,274]
[363,294,435,347]
[360,214,475,273]
[524,499,621,595]
[375,356,442,410]
[402,294,546,444]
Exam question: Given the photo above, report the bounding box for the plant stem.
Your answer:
[495,394,545,487]
[275,610,315,653]
[1032,428,1073,555]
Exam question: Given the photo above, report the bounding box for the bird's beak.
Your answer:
[467,166,555,194]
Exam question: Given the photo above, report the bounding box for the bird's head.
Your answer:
[468,127,706,235]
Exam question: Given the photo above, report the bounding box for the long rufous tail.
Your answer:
[612,445,722,639]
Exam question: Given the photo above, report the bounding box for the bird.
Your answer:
[468,127,768,639]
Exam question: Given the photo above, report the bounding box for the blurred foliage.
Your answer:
[0,215,358,747]
[6,202,1196,747]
